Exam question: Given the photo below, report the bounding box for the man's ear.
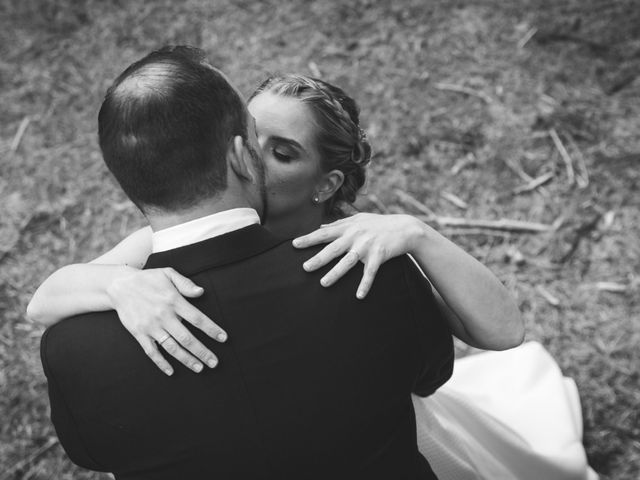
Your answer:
[228,135,257,184]
[316,169,345,203]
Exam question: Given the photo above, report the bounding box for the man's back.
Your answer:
[42,225,453,479]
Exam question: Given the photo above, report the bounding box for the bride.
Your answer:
[28,74,597,480]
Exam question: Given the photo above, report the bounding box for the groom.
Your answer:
[41,46,454,479]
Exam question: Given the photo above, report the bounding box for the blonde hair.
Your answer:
[250,74,372,218]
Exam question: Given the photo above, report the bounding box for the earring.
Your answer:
[312,195,320,204]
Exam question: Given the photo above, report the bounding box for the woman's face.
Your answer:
[248,91,325,227]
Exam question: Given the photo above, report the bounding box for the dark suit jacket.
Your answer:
[41,224,454,480]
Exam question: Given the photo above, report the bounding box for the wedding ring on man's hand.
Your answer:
[157,333,171,344]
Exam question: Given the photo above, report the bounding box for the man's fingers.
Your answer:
[320,250,361,287]
[176,301,228,343]
[163,323,218,370]
[292,225,339,249]
[136,336,174,376]
[356,260,381,300]
[164,268,204,298]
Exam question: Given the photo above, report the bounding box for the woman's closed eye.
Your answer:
[272,147,295,163]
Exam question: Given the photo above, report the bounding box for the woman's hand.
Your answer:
[293,212,524,350]
[292,213,425,299]
[107,267,228,376]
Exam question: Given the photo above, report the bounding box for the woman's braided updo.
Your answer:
[249,74,372,218]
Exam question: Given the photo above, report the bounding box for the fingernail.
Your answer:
[217,332,227,342]
[207,357,218,368]
[320,277,329,287]
[292,239,301,247]
[165,369,174,376]
[194,286,204,293]
[356,290,364,299]
[193,363,203,372]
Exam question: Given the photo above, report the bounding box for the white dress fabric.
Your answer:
[414,341,598,480]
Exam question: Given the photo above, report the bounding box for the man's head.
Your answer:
[98,45,264,220]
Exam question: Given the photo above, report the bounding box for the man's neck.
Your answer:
[147,197,257,232]
[263,208,325,239]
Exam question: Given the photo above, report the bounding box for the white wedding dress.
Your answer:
[414,341,599,480]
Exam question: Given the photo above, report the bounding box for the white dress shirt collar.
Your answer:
[151,208,261,253]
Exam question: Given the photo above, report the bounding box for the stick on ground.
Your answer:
[512,171,554,194]
[0,437,59,480]
[565,133,590,188]
[536,285,561,307]
[394,189,437,218]
[10,117,30,153]
[549,128,575,185]
[395,190,553,233]
[433,82,493,104]
[425,216,554,233]
[441,191,469,209]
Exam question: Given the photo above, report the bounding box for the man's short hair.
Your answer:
[98,45,247,212]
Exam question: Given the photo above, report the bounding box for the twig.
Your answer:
[593,282,628,293]
[451,153,476,174]
[549,128,575,185]
[393,189,437,218]
[425,216,554,233]
[395,190,553,233]
[517,27,537,49]
[10,117,30,153]
[503,157,533,182]
[433,82,493,104]
[512,171,554,194]
[366,194,389,214]
[307,61,322,78]
[441,228,512,237]
[536,285,561,307]
[440,191,468,209]
[555,213,601,263]
[0,437,59,480]
[565,133,589,188]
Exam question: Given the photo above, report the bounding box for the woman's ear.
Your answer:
[228,135,257,184]
[315,169,345,203]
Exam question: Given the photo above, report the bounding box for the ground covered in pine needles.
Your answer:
[1,1,638,478]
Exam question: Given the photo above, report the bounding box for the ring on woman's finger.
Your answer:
[347,250,360,261]
[157,333,172,344]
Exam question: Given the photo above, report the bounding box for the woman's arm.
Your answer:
[292,213,524,351]
[27,227,226,375]
[27,227,154,325]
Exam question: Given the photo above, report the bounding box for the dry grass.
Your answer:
[1,0,639,478]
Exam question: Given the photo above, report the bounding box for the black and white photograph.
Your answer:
[1,1,638,479]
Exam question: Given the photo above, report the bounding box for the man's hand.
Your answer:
[107,267,227,376]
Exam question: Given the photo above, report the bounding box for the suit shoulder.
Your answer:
[41,311,122,366]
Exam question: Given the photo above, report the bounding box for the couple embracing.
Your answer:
[31,46,596,479]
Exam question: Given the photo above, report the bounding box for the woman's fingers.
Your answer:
[320,250,361,287]
[136,335,174,376]
[164,268,204,298]
[302,238,351,272]
[162,322,219,370]
[175,300,228,343]
[293,225,340,249]
[356,258,381,299]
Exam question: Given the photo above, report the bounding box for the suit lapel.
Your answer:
[144,224,286,275]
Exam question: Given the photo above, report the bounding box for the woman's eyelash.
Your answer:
[272,148,293,162]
